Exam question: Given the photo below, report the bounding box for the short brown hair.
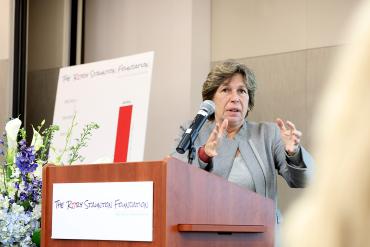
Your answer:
[202,60,257,119]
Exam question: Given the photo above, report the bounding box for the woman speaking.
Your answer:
[172,60,314,246]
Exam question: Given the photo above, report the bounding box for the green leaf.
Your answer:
[21,200,31,211]
[6,165,12,179]
[32,228,41,246]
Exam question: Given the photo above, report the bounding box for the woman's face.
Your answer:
[212,73,249,129]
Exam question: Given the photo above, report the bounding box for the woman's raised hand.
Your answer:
[276,118,302,155]
[204,119,228,157]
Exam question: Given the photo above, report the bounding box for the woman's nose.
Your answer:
[230,91,240,102]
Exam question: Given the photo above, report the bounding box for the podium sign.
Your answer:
[51,182,153,241]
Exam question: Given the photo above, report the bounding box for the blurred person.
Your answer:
[283,1,370,247]
[172,60,314,246]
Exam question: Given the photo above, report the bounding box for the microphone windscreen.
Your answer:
[200,100,215,115]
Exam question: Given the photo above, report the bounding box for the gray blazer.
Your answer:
[172,119,314,223]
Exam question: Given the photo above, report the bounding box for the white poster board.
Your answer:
[51,52,154,164]
[51,182,153,241]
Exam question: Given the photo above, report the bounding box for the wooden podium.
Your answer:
[42,157,274,247]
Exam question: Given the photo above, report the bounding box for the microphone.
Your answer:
[176,100,215,154]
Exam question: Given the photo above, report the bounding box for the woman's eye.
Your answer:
[239,89,247,94]
[221,88,229,92]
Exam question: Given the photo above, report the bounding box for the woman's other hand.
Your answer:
[276,118,302,155]
[204,119,228,157]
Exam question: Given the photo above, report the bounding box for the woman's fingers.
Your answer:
[218,119,228,138]
[275,118,286,131]
[286,120,297,134]
[292,129,302,137]
[277,119,302,138]
[208,123,219,141]
[205,120,228,157]
[276,118,303,154]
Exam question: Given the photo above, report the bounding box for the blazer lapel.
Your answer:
[237,122,267,197]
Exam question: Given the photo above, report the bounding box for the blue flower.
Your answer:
[16,176,42,205]
[15,140,38,175]
[19,192,27,201]
[29,177,42,204]
[0,204,38,246]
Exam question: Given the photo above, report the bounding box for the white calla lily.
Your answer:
[31,127,43,152]
[5,118,22,151]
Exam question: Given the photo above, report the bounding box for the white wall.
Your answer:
[212,0,361,61]
[0,0,11,131]
[0,0,10,60]
[84,0,211,160]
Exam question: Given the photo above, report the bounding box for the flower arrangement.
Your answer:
[0,117,99,246]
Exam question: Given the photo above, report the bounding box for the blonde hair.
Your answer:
[283,1,370,247]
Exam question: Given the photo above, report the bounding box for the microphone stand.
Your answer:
[187,138,196,164]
